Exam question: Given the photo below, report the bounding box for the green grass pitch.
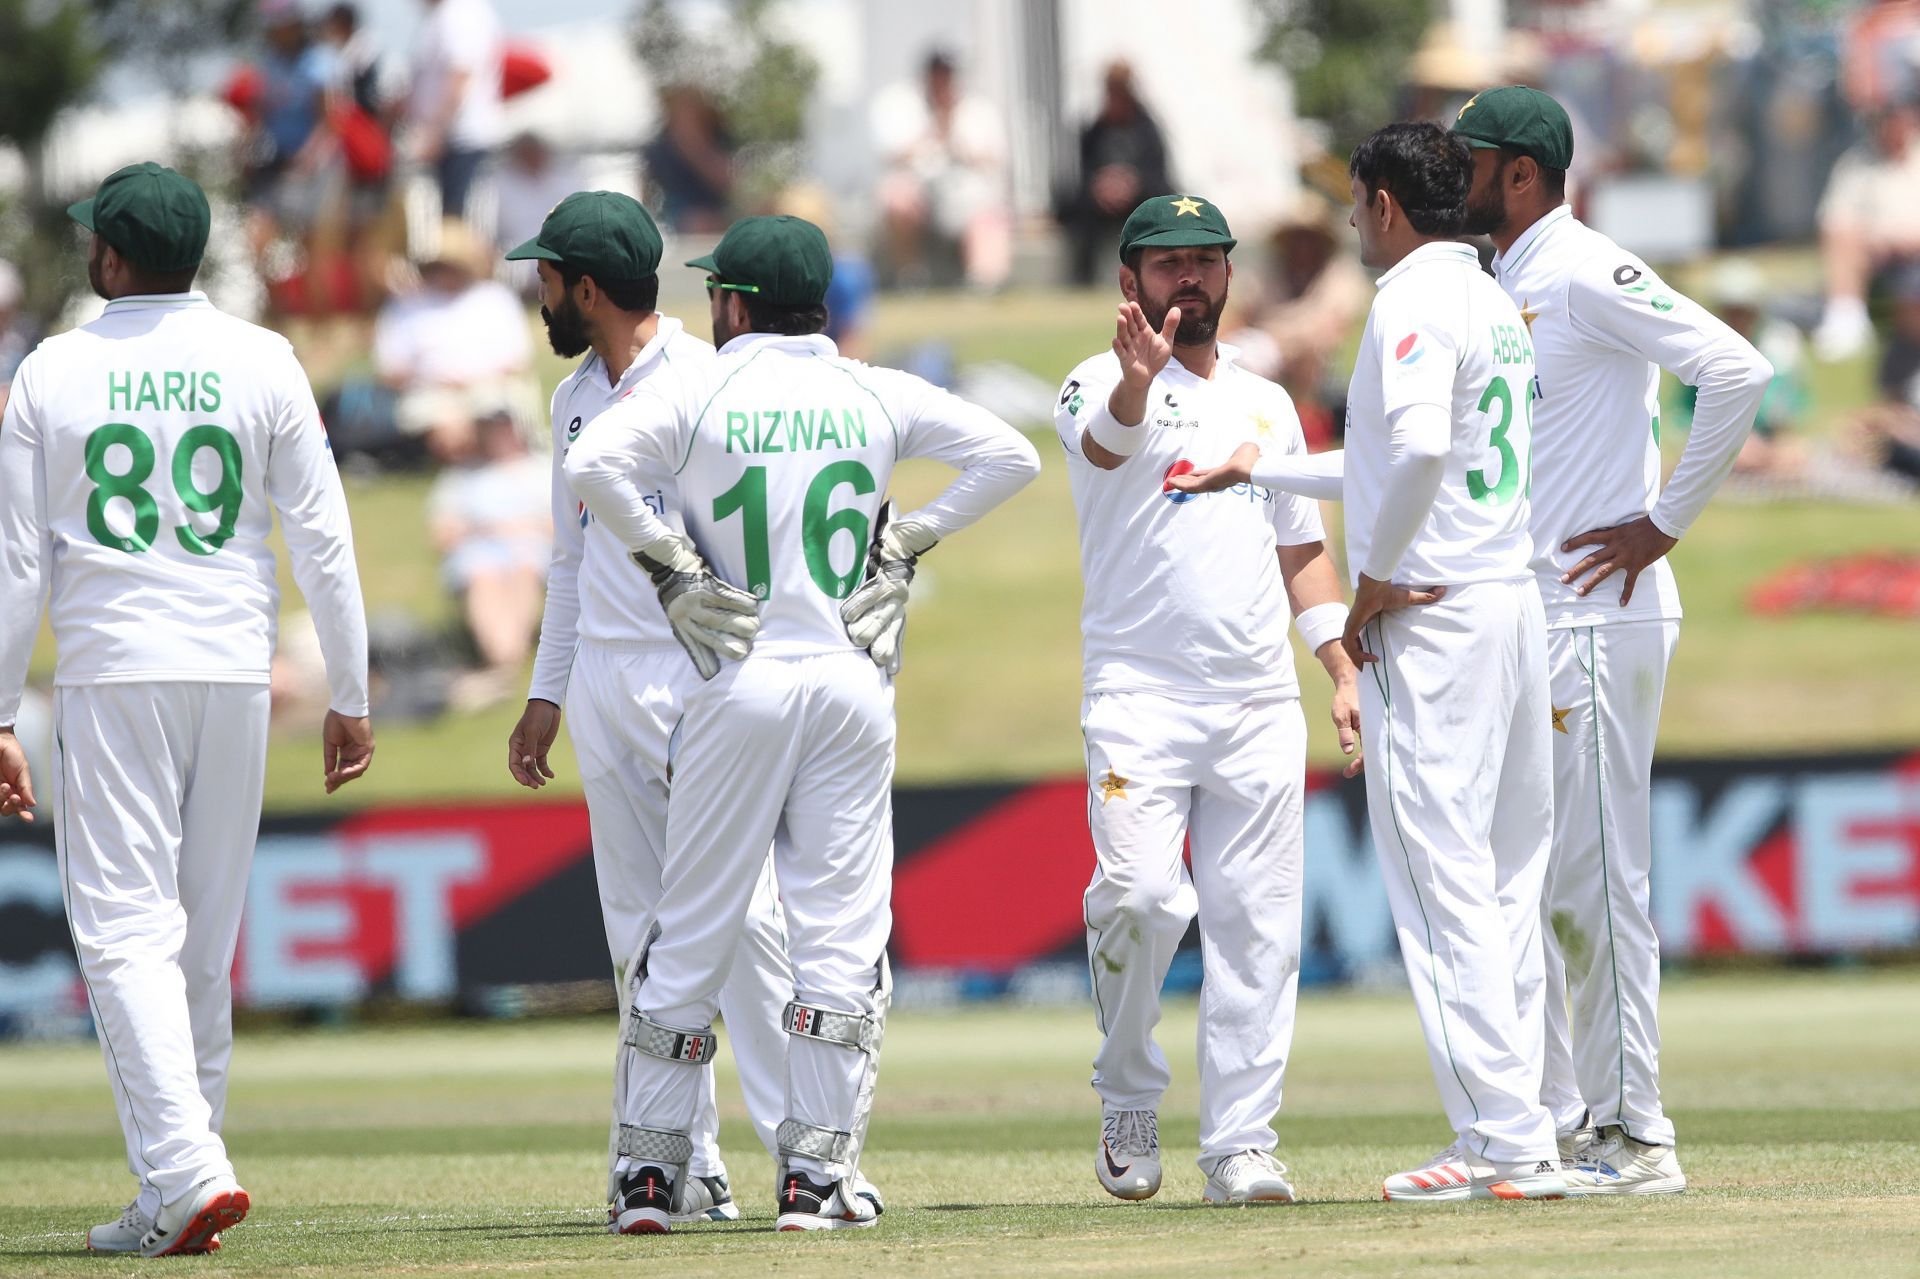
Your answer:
[2,969,1917,1276]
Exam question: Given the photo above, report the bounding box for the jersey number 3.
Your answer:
[1467,375,1529,506]
[712,461,876,600]
[85,422,243,555]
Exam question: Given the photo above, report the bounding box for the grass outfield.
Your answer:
[1,969,1916,1277]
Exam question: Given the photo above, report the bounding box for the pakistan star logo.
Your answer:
[1551,706,1571,734]
[1520,301,1540,332]
[1457,93,1479,120]
[1098,768,1131,804]
[1252,413,1275,440]
[1170,196,1205,217]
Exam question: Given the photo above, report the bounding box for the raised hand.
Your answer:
[1113,300,1180,390]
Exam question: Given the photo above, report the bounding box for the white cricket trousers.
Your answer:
[51,682,268,1217]
[566,641,792,1174]
[1358,580,1558,1166]
[1080,691,1306,1166]
[629,651,894,1177]
[1538,620,1680,1147]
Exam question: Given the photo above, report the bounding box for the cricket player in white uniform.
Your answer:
[1455,87,1771,1193]
[1179,124,1567,1201]
[498,192,795,1229]
[0,163,372,1254]
[1055,194,1372,1206]
[566,216,1039,1232]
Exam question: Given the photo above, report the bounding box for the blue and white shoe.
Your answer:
[1567,1126,1687,1196]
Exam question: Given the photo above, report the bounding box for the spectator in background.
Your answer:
[319,2,399,315]
[641,85,735,233]
[428,410,551,708]
[241,0,338,306]
[1059,60,1171,286]
[873,50,1011,290]
[1222,192,1367,449]
[1697,261,1810,479]
[373,219,534,463]
[1851,262,1920,484]
[0,260,31,417]
[322,2,383,114]
[496,133,586,295]
[1814,94,1920,359]
[406,0,504,218]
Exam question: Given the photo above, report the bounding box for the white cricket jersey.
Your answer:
[1494,206,1770,629]
[566,332,1040,657]
[1054,346,1326,702]
[526,318,713,704]
[0,293,369,724]
[1345,241,1536,588]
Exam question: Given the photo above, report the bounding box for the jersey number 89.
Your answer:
[85,422,243,555]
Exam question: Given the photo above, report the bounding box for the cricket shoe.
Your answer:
[1202,1150,1297,1204]
[1096,1107,1162,1201]
[774,1170,879,1231]
[88,1202,219,1254]
[1382,1148,1567,1202]
[1567,1126,1686,1196]
[851,1173,885,1217]
[612,1165,675,1234]
[670,1171,741,1223]
[138,1175,249,1256]
[1558,1121,1598,1166]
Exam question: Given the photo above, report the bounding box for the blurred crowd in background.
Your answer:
[5,0,1920,725]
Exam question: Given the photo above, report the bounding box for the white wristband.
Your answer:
[1295,602,1348,655]
[1085,402,1145,458]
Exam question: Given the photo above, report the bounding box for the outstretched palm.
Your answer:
[1113,300,1180,387]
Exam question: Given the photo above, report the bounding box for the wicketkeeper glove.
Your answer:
[840,502,939,676]
[632,531,761,680]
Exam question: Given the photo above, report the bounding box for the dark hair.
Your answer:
[744,295,830,336]
[325,2,359,28]
[1349,122,1472,237]
[925,49,955,77]
[560,267,658,314]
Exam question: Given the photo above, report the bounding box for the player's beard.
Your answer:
[1144,281,1228,347]
[1461,177,1508,238]
[541,295,592,358]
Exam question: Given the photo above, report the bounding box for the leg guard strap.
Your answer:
[777,1118,854,1165]
[618,1124,695,1166]
[783,1001,883,1054]
[624,1012,717,1064]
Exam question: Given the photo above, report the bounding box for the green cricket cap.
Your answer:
[686,215,832,307]
[67,162,211,274]
[1450,85,1574,171]
[504,190,663,280]
[1118,194,1237,261]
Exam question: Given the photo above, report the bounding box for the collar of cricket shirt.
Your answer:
[102,290,212,311]
[605,314,684,390]
[1376,240,1480,289]
[1492,204,1574,280]
[717,332,837,358]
